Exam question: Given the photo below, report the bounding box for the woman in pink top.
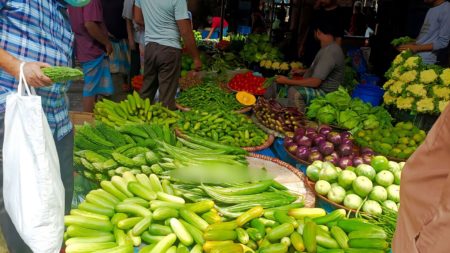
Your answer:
[205,16,228,39]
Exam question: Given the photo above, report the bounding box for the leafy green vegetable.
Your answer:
[317,105,337,124]
[325,87,352,110]
[338,109,360,129]
[350,99,371,116]
[363,114,380,130]
[306,97,327,119]
[391,36,415,47]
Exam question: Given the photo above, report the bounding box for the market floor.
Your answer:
[0,73,130,252]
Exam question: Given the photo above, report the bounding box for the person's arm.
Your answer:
[276,75,322,88]
[133,6,144,27]
[205,27,215,40]
[399,11,450,53]
[335,37,342,46]
[84,21,113,55]
[0,48,52,87]
[125,20,136,50]
[177,19,201,71]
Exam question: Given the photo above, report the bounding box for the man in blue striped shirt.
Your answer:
[0,0,85,251]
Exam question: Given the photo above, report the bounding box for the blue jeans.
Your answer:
[0,116,74,253]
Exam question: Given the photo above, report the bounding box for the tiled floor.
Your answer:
[0,73,129,252]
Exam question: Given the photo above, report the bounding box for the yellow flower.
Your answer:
[416,97,435,113]
[420,69,438,84]
[439,100,449,112]
[260,60,266,67]
[403,56,420,69]
[399,70,417,83]
[440,68,450,86]
[393,54,405,65]
[271,61,280,70]
[389,81,405,95]
[383,79,395,90]
[383,92,397,105]
[392,67,403,79]
[406,84,427,98]
[280,62,289,71]
[396,97,414,110]
[432,86,450,99]
[264,60,272,69]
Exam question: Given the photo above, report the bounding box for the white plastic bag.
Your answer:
[3,63,65,253]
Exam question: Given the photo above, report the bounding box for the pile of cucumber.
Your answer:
[64,171,390,253]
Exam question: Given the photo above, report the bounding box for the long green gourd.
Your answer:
[42,66,84,82]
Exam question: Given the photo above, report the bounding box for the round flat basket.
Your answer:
[250,114,285,138]
[284,145,312,165]
[242,134,275,152]
[305,179,358,214]
[175,102,252,114]
[175,128,275,152]
[248,153,315,208]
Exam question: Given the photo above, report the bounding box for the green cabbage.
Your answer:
[325,87,351,110]
[307,97,328,119]
[363,114,380,130]
[338,109,360,129]
[350,99,371,115]
[317,105,337,124]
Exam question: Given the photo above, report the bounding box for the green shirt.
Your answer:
[135,0,189,49]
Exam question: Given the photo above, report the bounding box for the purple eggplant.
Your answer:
[362,153,373,164]
[295,127,306,138]
[353,156,364,166]
[361,147,375,155]
[318,141,335,156]
[338,143,353,156]
[309,151,323,163]
[296,135,312,147]
[327,132,342,145]
[338,157,354,168]
[324,155,339,166]
[318,125,332,136]
[340,132,352,139]
[296,146,311,161]
[284,137,294,147]
[313,134,327,146]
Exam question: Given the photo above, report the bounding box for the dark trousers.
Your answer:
[141,42,181,110]
[0,117,74,253]
[128,43,141,86]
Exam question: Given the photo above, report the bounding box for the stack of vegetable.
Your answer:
[74,122,252,183]
[228,71,268,95]
[178,109,269,147]
[258,60,304,77]
[240,34,283,63]
[176,81,244,111]
[42,66,84,82]
[64,176,391,253]
[307,157,403,215]
[254,98,305,136]
[74,122,179,182]
[208,53,244,73]
[382,50,450,114]
[307,88,393,131]
[285,125,374,167]
[94,92,179,128]
[355,121,426,159]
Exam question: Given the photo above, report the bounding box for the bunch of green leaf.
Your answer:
[343,58,359,92]
[240,34,283,63]
[337,109,359,129]
[316,104,337,124]
[306,97,327,119]
[325,87,352,110]
[391,36,415,47]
